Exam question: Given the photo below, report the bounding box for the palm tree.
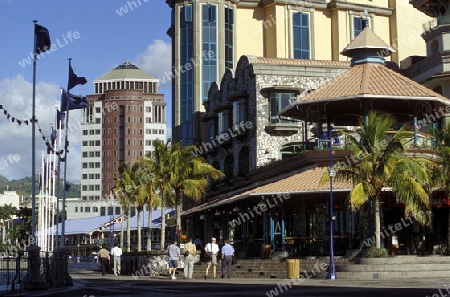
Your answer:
[9,207,32,246]
[115,163,135,251]
[431,123,450,250]
[0,204,17,245]
[129,157,161,251]
[323,111,435,249]
[112,181,126,250]
[138,155,161,251]
[151,139,174,250]
[128,161,147,252]
[168,143,224,239]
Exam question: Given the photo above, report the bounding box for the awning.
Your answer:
[182,166,352,216]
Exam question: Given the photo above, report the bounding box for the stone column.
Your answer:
[52,247,73,286]
[22,244,46,290]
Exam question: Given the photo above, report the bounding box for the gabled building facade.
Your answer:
[182,27,450,259]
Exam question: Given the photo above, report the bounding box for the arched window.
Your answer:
[224,155,234,179]
[238,146,250,175]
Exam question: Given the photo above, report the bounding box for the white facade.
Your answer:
[64,197,124,220]
[81,100,103,201]
[0,191,21,209]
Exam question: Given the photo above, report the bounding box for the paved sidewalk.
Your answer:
[7,268,450,297]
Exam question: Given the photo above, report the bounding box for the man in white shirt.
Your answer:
[110,243,123,276]
[204,237,220,279]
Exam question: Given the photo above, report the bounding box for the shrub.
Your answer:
[364,246,388,258]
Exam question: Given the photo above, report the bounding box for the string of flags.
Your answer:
[0,104,32,126]
[0,103,67,161]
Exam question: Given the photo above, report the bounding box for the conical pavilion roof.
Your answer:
[280,28,450,124]
[341,27,395,57]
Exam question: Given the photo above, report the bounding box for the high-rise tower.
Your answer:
[81,61,166,201]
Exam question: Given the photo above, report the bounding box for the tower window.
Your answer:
[293,12,310,59]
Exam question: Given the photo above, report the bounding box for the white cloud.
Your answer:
[0,75,82,184]
[134,39,171,85]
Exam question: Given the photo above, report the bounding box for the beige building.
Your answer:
[166,0,431,145]
[182,27,450,260]
[404,0,450,101]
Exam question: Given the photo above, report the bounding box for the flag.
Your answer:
[35,24,51,55]
[68,64,87,91]
[60,88,89,112]
[50,127,57,147]
[56,109,65,130]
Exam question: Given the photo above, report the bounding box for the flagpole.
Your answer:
[25,20,47,289]
[55,108,61,248]
[61,58,72,248]
[31,20,38,243]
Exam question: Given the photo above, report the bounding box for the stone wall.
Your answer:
[204,55,349,174]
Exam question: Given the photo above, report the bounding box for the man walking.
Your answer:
[98,244,110,276]
[204,237,219,279]
[183,237,197,279]
[167,240,180,279]
[110,243,123,276]
[221,239,234,279]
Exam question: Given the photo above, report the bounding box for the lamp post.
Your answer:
[322,125,337,280]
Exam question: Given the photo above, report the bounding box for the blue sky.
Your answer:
[0,0,172,183]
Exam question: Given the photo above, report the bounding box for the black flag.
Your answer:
[35,24,51,55]
[68,64,87,91]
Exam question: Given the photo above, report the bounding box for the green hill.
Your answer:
[0,175,81,198]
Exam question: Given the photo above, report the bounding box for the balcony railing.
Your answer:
[291,131,435,154]
[423,15,450,33]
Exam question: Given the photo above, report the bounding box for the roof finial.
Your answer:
[363,8,369,29]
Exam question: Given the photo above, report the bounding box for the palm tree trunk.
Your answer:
[176,194,182,242]
[375,196,381,249]
[127,207,131,251]
[160,196,166,250]
[137,210,142,252]
[120,212,124,248]
[147,208,153,251]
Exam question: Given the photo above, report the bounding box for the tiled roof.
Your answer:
[182,166,352,216]
[282,63,450,107]
[256,57,350,67]
[341,27,395,57]
[248,166,352,193]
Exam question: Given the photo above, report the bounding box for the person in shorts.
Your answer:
[167,240,180,279]
[204,237,220,279]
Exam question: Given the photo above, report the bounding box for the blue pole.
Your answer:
[326,126,336,280]
[31,21,38,243]
[413,116,418,147]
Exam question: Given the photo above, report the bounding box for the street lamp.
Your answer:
[322,125,339,280]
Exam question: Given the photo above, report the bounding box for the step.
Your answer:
[336,270,450,280]
[336,263,450,272]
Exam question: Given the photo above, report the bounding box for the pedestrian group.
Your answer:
[95,237,235,279]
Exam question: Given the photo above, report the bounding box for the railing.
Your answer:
[285,236,359,257]
[423,15,450,33]
[0,250,61,295]
[301,131,435,152]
